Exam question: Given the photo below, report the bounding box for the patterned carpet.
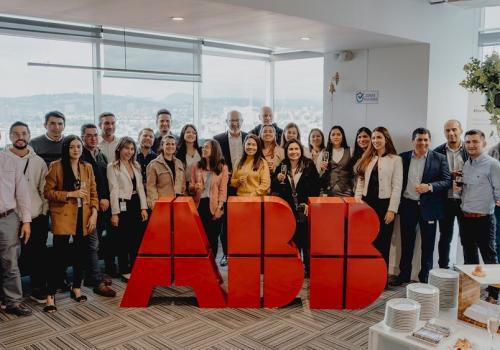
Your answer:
[0,266,406,350]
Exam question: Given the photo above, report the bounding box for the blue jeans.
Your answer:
[0,212,22,307]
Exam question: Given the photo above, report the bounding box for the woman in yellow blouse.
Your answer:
[231,134,270,196]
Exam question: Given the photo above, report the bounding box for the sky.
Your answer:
[0,34,323,101]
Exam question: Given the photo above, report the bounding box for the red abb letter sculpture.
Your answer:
[227,196,304,308]
[121,197,226,307]
[309,197,387,309]
[122,196,385,309]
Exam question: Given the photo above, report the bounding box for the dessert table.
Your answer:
[368,317,493,350]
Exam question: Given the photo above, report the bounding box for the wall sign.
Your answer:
[355,90,379,104]
[121,196,386,309]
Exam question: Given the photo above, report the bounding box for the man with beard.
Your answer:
[137,128,157,185]
[213,110,247,266]
[81,124,116,297]
[0,130,32,316]
[98,112,120,163]
[152,109,178,153]
[7,121,48,304]
[29,111,65,166]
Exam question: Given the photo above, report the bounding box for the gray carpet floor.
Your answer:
[0,267,407,350]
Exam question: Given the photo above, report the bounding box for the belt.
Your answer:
[463,212,488,218]
[0,209,14,219]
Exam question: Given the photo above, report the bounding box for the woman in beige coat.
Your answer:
[146,135,186,208]
[44,135,99,312]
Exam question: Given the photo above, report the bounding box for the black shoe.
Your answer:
[389,277,410,287]
[5,304,32,316]
[220,255,228,267]
[29,289,47,304]
[70,289,87,303]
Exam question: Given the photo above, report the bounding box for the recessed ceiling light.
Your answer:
[171,17,184,21]
[301,36,311,41]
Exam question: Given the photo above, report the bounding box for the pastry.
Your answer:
[471,265,485,277]
[454,337,472,349]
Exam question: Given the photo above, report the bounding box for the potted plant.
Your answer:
[460,52,500,137]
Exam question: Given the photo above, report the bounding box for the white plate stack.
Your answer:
[384,298,421,332]
[428,268,459,309]
[406,283,439,321]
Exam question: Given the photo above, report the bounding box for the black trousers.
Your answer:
[96,208,117,274]
[293,220,309,273]
[19,214,48,292]
[398,198,437,283]
[461,214,498,299]
[47,209,87,294]
[437,198,464,269]
[220,186,237,257]
[117,194,145,274]
[363,197,394,270]
[198,198,223,258]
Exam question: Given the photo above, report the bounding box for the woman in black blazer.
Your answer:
[271,139,320,276]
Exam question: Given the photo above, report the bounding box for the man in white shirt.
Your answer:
[98,112,120,163]
[213,110,247,267]
[0,132,32,316]
[7,121,49,304]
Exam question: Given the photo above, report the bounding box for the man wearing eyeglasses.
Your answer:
[81,124,116,298]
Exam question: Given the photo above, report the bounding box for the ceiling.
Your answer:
[0,0,419,53]
[446,0,500,7]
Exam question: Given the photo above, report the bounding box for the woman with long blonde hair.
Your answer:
[107,137,148,281]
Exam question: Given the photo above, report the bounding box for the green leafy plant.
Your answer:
[460,52,500,136]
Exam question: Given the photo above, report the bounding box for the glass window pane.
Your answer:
[200,55,267,139]
[274,57,324,145]
[484,6,500,30]
[101,78,194,138]
[0,34,94,148]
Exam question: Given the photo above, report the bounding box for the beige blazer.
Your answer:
[146,155,186,208]
[354,154,403,213]
[44,161,99,236]
[107,161,147,215]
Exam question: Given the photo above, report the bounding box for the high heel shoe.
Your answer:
[70,288,87,303]
[43,295,57,313]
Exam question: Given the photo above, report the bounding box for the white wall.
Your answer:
[217,0,481,145]
[324,44,430,153]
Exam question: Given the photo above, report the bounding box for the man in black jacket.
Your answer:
[433,119,468,269]
[248,106,283,142]
[81,124,116,297]
[213,110,247,266]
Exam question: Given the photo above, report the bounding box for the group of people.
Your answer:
[0,105,499,316]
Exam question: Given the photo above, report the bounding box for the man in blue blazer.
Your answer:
[391,128,451,285]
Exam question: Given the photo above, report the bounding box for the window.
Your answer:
[484,6,500,30]
[274,57,324,145]
[101,78,194,138]
[0,34,94,148]
[200,55,268,139]
[0,16,325,150]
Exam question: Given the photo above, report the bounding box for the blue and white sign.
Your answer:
[355,90,379,104]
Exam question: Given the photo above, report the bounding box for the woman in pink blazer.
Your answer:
[189,139,229,256]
